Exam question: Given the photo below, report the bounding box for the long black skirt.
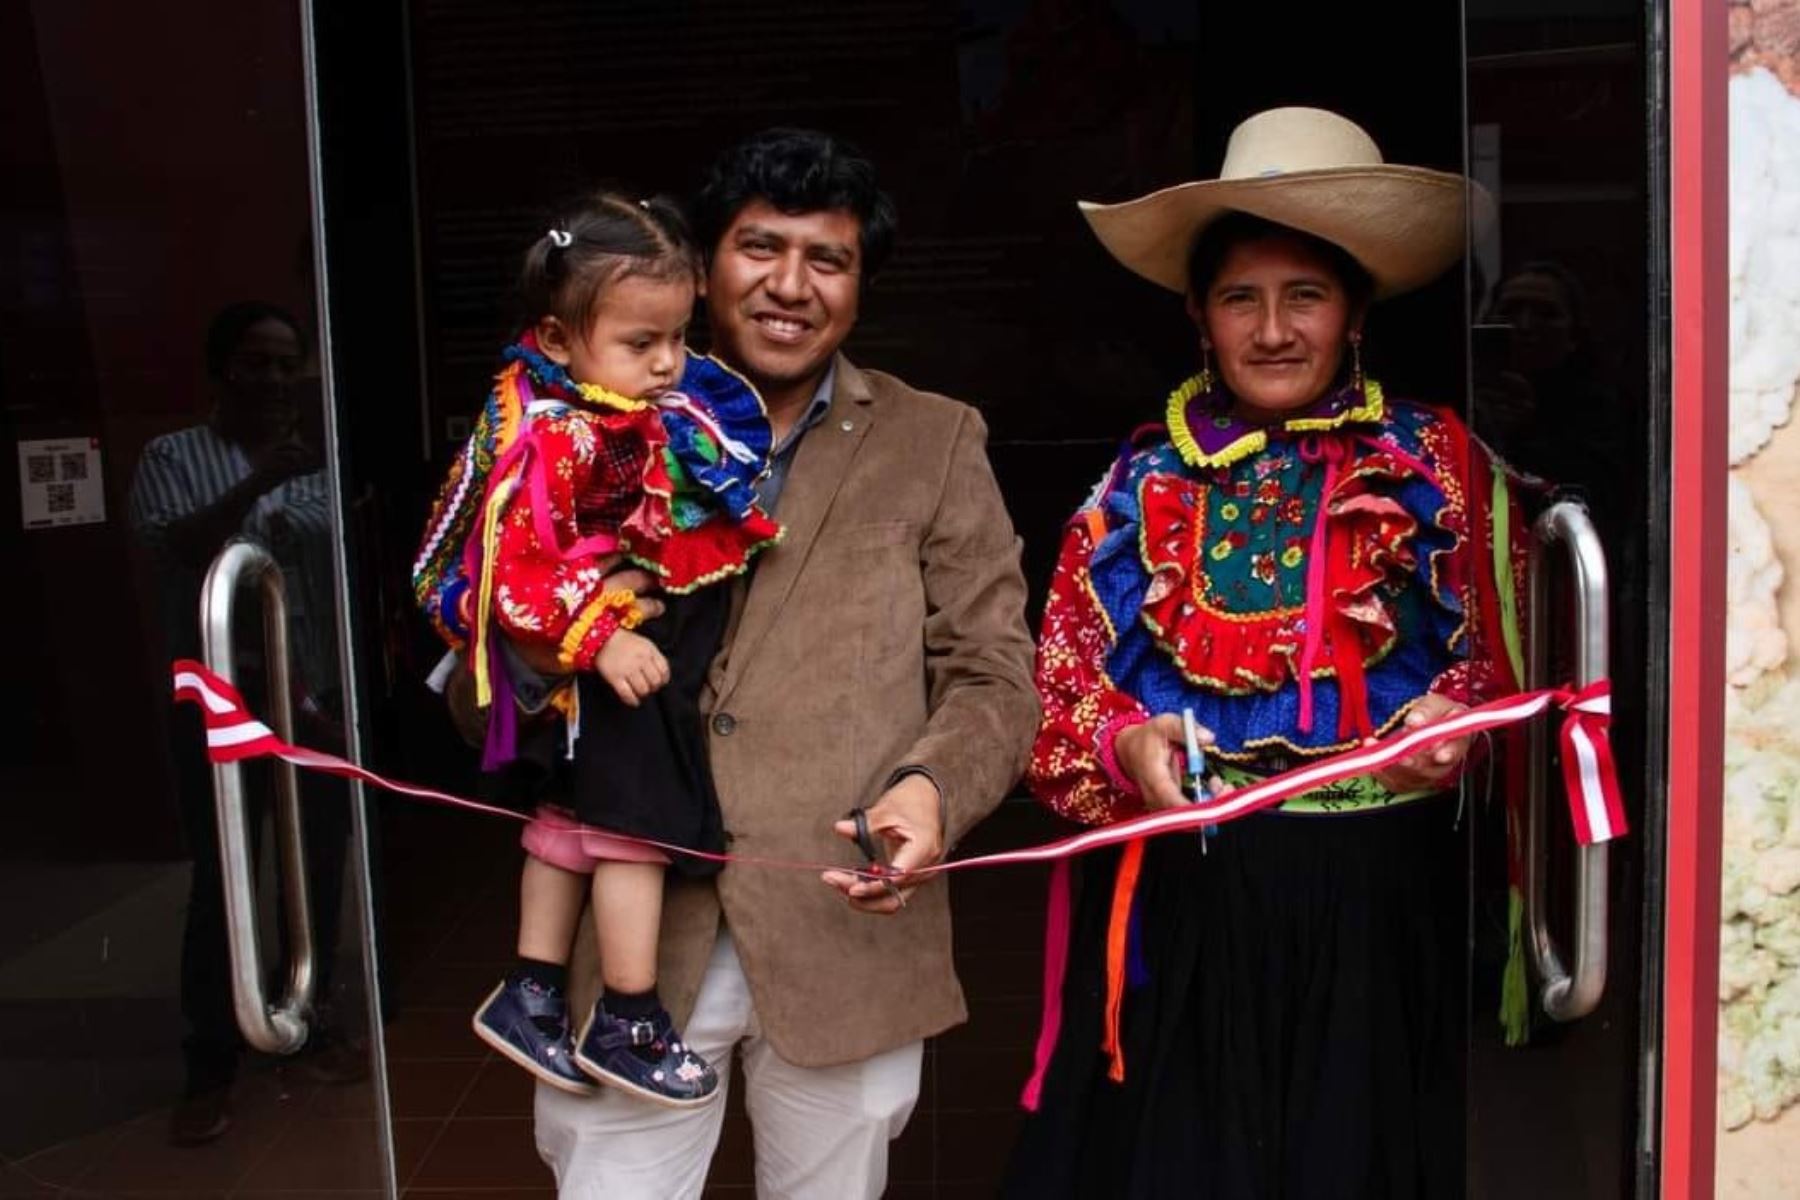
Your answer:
[1004,796,1466,1200]
[496,588,728,879]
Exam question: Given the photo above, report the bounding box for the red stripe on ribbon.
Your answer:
[172,661,1628,881]
[1559,679,1628,843]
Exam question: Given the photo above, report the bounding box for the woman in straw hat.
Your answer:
[1005,108,1524,1197]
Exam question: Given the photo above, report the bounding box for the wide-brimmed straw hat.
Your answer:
[1080,107,1476,299]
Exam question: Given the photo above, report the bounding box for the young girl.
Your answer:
[414,192,780,1105]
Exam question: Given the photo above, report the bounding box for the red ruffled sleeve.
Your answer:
[1424,417,1530,708]
[488,411,644,671]
[1026,509,1154,827]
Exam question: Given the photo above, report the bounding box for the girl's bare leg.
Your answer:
[592,860,664,993]
[518,855,588,963]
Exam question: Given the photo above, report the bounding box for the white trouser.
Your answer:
[534,928,924,1199]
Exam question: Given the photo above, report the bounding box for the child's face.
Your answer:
[540,273,694,400]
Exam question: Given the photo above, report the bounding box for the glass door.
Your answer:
[1460,1,1666,1196]
[0,1,394,1194]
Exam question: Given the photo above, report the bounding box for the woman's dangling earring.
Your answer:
[1199,341,1216,393]
[1349,330,1365,394]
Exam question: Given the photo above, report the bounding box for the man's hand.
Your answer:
[595,629,669,708]
[1371,693,1471,792]
[1114,715,1218,811]
[250,438,322,487]
[821,772,944,915]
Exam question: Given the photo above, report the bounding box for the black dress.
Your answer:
[497,588,728,879]
[568,588,728,877]
[1003,797,1466,1199]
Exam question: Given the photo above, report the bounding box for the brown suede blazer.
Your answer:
[570,354,1039,1067]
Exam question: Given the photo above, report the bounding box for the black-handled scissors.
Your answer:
[843,806,907,907]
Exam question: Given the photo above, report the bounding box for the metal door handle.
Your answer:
[1524,500,1610,1021]
[200,539,316,1053]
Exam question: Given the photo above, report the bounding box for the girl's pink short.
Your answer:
[520,805,670,872]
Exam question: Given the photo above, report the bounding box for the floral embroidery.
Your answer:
[567,418,596,463]
[496,585,543,632]
[475,341,782,671]
[553,580,587,615]
[1027,395,1530,830]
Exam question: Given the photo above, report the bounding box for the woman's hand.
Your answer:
[1371,694,1470,793]
[1114,715,1216,811]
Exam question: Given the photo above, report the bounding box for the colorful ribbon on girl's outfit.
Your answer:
[169,661,1624,1099]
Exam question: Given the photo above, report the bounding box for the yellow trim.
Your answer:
[496,365,526,444]
[1131,473,1406,695]
[556,588,641,669]
[568,351,773,418]
[1204,696,1419,764]
[629,529,786,595]
[1165,375,1387,470]
[1071,516,1119,644]
[572,380,652,413]
[1164,373,1238,467]
[1285,378,1385,431]
[471,478,516,709]
[1137,483,1303,623]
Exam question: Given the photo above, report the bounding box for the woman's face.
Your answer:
[1190,235,1360,422]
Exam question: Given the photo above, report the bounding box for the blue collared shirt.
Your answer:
[755,361,836,515]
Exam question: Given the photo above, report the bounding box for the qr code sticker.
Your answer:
[46,483,75,513]
[27,454,54,484]
[59,453,88,481]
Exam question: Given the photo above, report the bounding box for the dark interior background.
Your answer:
[2,0,1661,1193]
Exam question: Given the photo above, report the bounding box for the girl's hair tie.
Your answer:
[547,229,573,248]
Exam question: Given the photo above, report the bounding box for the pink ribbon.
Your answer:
[1294,433,1348,732]
[172,661,1627,875]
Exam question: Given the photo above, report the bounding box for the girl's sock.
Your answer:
[602,985,660,1020]
[602,986,670,1062]
[511,958,569,995]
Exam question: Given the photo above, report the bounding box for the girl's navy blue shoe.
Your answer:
[473,977,596,1095]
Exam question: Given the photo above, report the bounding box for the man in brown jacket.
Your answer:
[533,129,1039,1198]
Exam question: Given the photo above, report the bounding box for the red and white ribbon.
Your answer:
[1559,679,1627,844]
[172,660,1627,879]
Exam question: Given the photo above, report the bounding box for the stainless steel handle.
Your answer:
[1524,500,1610,1022]
[200,539,317,1054]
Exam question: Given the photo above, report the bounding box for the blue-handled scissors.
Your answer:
[1183,708,1219,841]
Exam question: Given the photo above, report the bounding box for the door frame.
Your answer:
[1659,0,1727,1194]
[298,0,399,1192]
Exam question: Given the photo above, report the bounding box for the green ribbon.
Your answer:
[1211,762,1434,814]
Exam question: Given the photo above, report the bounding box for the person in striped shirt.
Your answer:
[128,300,343,1146]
